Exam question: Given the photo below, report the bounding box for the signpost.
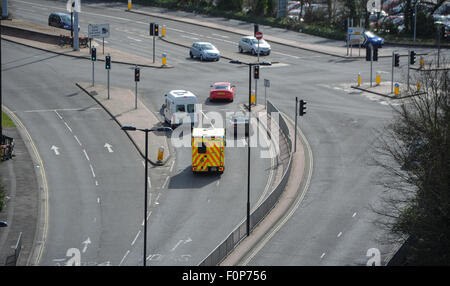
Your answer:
[88,24,110,55]
[255,31,263,105]
[66,0,81,51]
[347,27,364,56]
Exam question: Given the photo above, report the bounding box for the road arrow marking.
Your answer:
[82,237,91,253]
[104,143,114,153]
[51,145,60,155]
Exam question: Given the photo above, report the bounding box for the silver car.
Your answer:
[189,42,220,61]
[238,36,271,56]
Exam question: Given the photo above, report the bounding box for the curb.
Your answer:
[75,83,171,166]
[350,85,426,99]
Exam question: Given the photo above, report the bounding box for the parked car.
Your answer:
[362,31,384,48]
[209,82,235,102]
[189,42,220,62]
[238,36,271,56]
[48,12,79,31]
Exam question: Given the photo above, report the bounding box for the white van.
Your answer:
[163,90,200,127]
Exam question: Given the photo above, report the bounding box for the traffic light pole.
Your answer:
[407,49,410,91]
[135,81,138,109]
[107,69,110,99]
[294,97,298,153]
[370,44,373,87]
[92,61,95,87]
[247,64,252,237]
[153,36,155,63]
[391,51,395,94]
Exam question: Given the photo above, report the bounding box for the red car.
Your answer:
[209,82,235,102]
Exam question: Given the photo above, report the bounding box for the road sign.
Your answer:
[264,79,270,87]
[366,0,381,13]
[255,31,263,40]
[88,24,110,38]
[66,0,81,12]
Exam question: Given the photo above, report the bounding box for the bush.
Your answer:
[0,184,6,213]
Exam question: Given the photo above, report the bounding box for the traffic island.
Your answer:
[1,19,172,68]
[351,82,425,99]
[76,83,171,166]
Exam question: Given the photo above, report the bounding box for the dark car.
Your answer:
[48,12,79,31]
[228,113,254,138]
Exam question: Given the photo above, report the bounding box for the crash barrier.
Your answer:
[199,100,294,266]
[1,135,14,161]
[58,35,89,47]
[4,232,22,266]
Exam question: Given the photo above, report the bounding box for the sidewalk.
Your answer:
[0,19,171,68]
[220,104,308,265]
[0,127,39,266]
[76,83,171,165]
[126,8,403,59]
[351,81,425,99]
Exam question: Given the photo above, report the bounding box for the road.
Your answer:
[6,0,450,266]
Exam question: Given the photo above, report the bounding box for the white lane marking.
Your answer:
[212,33,230,39]
[83,149,90,161]
[131,230,141,246]
[169,161,175,172]
[54,110,63,120]
[50,145,60,155]
[181,35,199,40]
[142,161,146,167]
[127,36,142,42]
[104,143,114,153]
[216,181,220,187]
[74,135,82,146]
[337,232,342,238]
[64,122,73,133]
[272,51,300,59]
[320,253,326,259]
[82,237,91,253]
[142,211,152,226]
[95,180,99,186]
[147,177,152,188]
[119,250,130,266]
[154,193,161,205]
[97,197,100,204]
[171,240,183,252]
[161,176,170,189]
[89,164,96,178]
[352,212,357,218]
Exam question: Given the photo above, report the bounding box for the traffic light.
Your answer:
[105,55,111,69]
[366,46,371,61]
[394,53,400,67]
[299,100,307,116]
[373,47,378,61]
[253,65,259,79]
[410,50,416,65]
[254,24,259,37]
[150,23,159,36]
[134,67,140,82]
[91,47,96,61]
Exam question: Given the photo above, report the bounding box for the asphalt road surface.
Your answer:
[7,0,450,266]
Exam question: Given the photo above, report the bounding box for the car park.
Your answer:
[209,82,235,102]
[189,42,220,61]
[48,12,79,31]
[238,36,271,56]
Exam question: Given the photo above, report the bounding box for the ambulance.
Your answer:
[192,128,225,174]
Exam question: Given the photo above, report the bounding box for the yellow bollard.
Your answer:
[417,81,421,91]
[376,72,381,85]
[162,53,167,66]
[157,146,164,162]
[162,25,166,37]
[128,0,132,10]
[394,83,400,96]
[357,73,361,87]
[420,56,424,69]
[251,94,256,105]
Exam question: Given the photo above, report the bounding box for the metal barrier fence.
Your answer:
[199,100,293,266]
[1,135,14,161]
[5,232,22,266]
[58,35,89,48]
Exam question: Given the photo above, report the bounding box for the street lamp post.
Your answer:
[229,60,271,236]
[121,125,172,266]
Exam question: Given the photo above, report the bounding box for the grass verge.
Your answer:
[2,111,15,128]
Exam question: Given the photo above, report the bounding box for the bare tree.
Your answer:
[372,58,450,265]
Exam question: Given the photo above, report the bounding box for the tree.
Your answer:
[373,59,450,265]
[216,0,242,11]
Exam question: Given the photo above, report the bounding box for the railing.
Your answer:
[199,100,294,266]
[4,232,22,266]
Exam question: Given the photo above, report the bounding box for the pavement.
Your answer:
[351,81,425,99]
[0,19,172,68]
[0,127,39,266]
[76,83,171,166]
[220,103,308,265]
